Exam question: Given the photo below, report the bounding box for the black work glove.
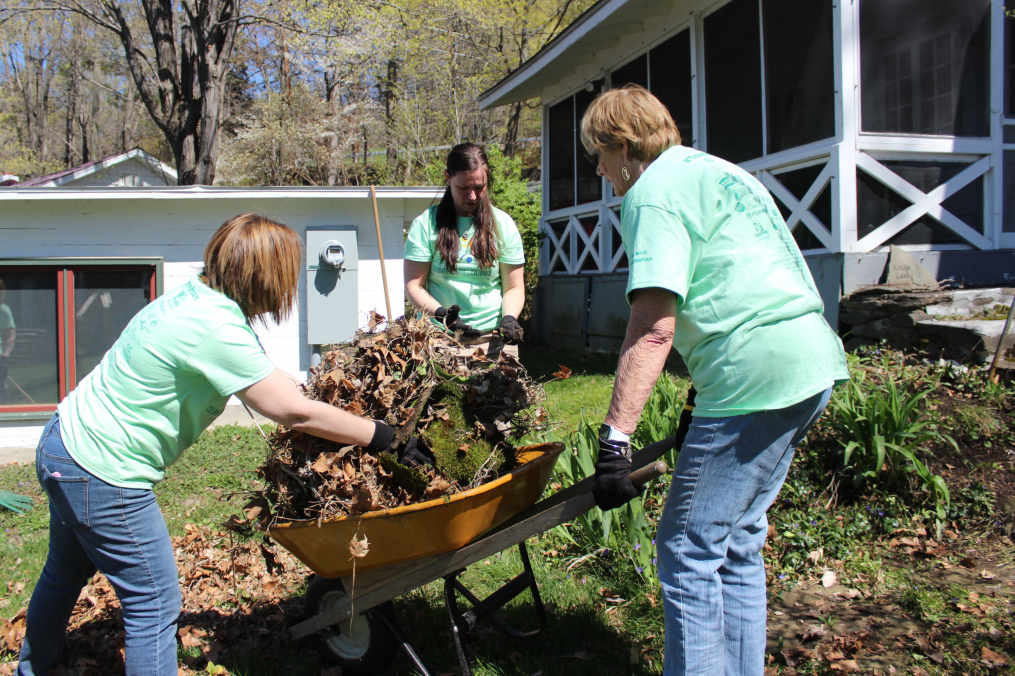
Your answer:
[434,304,482,339]
[0,355,8,379]
[368,421,396,452]
[397,436,435,468]
[499,315,524,344]
[592,438,641,511]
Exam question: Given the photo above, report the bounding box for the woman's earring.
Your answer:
[622,166,631,181]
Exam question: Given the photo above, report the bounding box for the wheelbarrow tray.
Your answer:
[268,442,566,579]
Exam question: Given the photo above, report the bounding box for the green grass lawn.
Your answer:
[0,344,1012,675]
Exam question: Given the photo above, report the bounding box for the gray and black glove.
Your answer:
[0,355,8,379]
[434,305,482,339]
[592,387,697,511]
[591,433,641,512]
[499,315,524,344]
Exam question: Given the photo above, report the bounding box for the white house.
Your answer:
[479,0,1015,350]
[0,186,442,454]
[16,149,178,188]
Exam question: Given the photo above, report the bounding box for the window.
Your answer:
[860,0,990,137]
[547,83,604,212]
[649,30,694,147]
[548,98,576,211]
[763,0,835,152]
[610,31,694,148]
[611,54,648,90]
[0,264,156,412]
[704,0,763,164]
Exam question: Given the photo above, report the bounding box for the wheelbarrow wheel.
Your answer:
[303,576,399,675]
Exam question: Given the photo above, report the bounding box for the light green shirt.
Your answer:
[0,304,13,354]
[622,146,848,417]
[404,205,525,331]
[57,277,274,489]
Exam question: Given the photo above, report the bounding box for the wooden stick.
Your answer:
[987,293,1015,384]
[369,185,394,321]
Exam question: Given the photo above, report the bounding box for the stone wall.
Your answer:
[840,287,1015,363]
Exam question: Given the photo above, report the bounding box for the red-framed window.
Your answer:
[0,264,157,413]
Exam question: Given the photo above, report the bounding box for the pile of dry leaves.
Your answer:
[0,525,305,676]
[257,313,546,525]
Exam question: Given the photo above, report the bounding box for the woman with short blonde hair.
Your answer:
[19,215,411,676]
[583,86,848,676]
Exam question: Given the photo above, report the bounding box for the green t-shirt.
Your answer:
[0,304,14,354]
[57,277,275,489]
[621,146,848,417]
[404,205,525,331]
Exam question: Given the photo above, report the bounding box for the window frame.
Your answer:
[0,258,163,421]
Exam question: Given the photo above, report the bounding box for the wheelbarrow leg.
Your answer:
[443,541,548,675]
[444,576,474,676]
[374,606,437,676]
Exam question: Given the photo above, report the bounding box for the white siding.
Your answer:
[63,157,177,187]
[0,191,439,449]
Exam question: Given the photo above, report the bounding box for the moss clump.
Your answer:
[421,381,508,487]
[379,452,431,496]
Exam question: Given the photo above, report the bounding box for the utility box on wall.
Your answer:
[306,226,359,345]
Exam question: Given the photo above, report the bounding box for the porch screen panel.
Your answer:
[0,271,59,406]
[859,0,990,137]
[704,0,763,164]
[762,0,834,152]
[74,269,153,384]
[650,30,694,147]
[1007,2,1015,117]
[611,54,648,90]
[548,98,576,211]
[1006,151,1015,233]
[575,89,602,205]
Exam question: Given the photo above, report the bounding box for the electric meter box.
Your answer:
[306,226,359,345]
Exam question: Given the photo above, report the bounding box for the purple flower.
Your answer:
[651,539,656,545]
[636,566,643,574]
[581,577,587,584]
[634,543,641,551]
[652,557,657,565]
[810,520,817,526]
[779,574,786,579]
[877,511,884,516]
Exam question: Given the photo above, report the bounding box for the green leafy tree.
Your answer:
[487,144,542,305]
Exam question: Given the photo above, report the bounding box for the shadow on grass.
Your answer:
[520,344,621,381]
[387,589,662,676]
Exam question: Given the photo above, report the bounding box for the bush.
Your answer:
[827,370,954,533]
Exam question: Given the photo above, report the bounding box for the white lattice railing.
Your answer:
[540,148,994,275]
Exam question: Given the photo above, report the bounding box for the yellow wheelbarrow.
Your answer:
[274,439,675,676]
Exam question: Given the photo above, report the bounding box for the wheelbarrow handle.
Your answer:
[630,460,668,488]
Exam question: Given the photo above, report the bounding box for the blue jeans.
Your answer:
[18,416,180,676]
[657,387,832,676]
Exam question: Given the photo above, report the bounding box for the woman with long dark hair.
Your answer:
[404,143,525,358]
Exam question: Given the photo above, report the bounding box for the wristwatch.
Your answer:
[598,424,633,460]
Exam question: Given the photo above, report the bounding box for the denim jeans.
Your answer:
[18,415,180,676]
[657,387,832,676]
